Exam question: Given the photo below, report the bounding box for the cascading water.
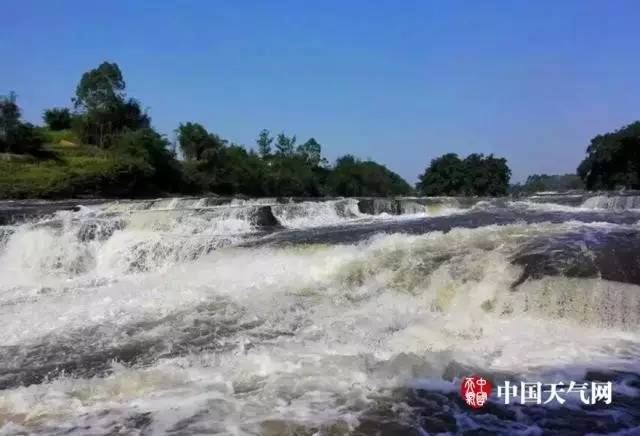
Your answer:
[582,194,640,210]
[0,196,639,435]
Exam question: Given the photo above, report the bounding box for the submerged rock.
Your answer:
[77,218,125,241]
[511,229,640,287]
[358,198,399,215]
[357,198,424,215]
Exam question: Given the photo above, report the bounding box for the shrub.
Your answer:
[43,108,72,130]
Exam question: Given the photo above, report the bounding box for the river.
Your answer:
[0,194,639,435]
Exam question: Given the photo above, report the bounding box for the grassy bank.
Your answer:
[0,140,163,199]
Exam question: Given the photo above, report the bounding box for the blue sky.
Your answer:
[3,0,639,183]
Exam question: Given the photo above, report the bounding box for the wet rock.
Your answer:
[510,243,598,289]
[77,218,125,241]
[251,205,281,227]
[0,199,104,225]
[511,229,640,288]
[358,199,401,215]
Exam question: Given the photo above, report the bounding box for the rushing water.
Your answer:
[0,194,640,435]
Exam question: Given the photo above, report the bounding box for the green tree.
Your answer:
[275,132,296,156]
[416,153,465,195]
[0,92,46,155]
[297,137,324,167]
[216,145,266,195]
[577,121,640,190]
[256,129,273,157]
[463,153,511,196]
[417,153,510,196]
[328,154,412,196]
[72,62,150,147]
[115,128,183,193]
[263,154,319,196]
[73,62,125,111]
[175,122,227,161]
[43,108,72,130]
[0,92,20,151]
[74,97,150,147]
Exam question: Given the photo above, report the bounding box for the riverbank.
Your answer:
[0,140,179,199]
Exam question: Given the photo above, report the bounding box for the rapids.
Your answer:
[0,194,639,435]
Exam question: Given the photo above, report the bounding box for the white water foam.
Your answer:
[582,195,640,210]
[1,220,639,433]
[271,199,364,228]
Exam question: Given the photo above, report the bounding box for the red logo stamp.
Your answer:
[461,375,492,408]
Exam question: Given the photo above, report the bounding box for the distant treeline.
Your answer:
[5,60,636,199]
[0,61,513,198]
[0,62,413,198]
[510,174,584,195]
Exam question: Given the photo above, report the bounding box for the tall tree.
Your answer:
[73,62,125,111]
[0,92,45,155]
[72,62,149,147]
[297,137,323,167]
[256,129,273,157]
[0,92,20,147]
[275,132,296,156]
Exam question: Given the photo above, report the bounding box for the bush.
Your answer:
[1,93,48,157]
[43,108,72,130]
[417,153,510,196]
[115,128,184,193]
[9,122,47,155]
[327,155,412,197]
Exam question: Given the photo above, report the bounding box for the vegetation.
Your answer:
[416,153,511,196]
[0,61,413,199]
[0,92,46,156]
[72,62,150,148]
[510,174,584,195]
[0,143,150,198]
[577,121,640,190]
[328,155,411,196]
[4,59,639,199]
[43,108,72,130]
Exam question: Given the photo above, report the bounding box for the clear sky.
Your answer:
[3,0,639,183]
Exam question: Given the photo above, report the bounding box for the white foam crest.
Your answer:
[230,197,278,206]
[509,200,587,213]
[271,199,363,228]
[0,220,631,343]
[0,206,261,286]
[582,194,640,210]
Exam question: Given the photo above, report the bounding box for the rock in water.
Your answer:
[251,206,281,228]
[511,229,640,288]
